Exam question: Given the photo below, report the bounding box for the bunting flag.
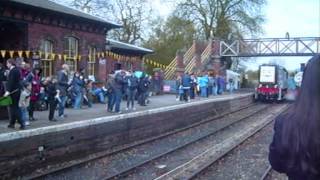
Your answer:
[63,54,67,60]
[58,54,62,60]
[101,52,105,57]
[9,51,14,58]
[52,53,56,60]
[78,55,82,61]
[25,51,30,58]
[97,52,100,58]
[0,50,6,58]
[18,51,23,58]
[39,51,42,58]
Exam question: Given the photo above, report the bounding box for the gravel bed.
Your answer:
[42,104,267,180]
[265,170,288,180]
[194,108,288,180]
[122,104,283,180]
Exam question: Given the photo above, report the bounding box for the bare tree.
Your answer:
[53,0,152,45]
[175,0,266,40]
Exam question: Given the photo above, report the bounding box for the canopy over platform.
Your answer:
[8,0,122,29]
[107,39,154,56]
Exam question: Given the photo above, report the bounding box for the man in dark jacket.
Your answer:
[57,64,69,118]
[125,71,138,110]
[181,73,191,102]
[112,70,125,113]
[138,76,150,106]
[5,59,24,129]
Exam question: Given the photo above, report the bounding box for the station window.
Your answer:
[40,39,53,77]
[64,36,78,74]
[88,46,96,76]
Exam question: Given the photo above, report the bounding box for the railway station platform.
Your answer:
[0,92,254,179]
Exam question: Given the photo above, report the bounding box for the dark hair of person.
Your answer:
[280,54,320,173]
[6,59,16,66]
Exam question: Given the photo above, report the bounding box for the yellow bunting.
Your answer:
[9,51,14,58]
[25,51,30,58]
[58,54,62,60]
[78,55,82,61]
[52,53,56,60]
[0,50,6,58]
[63,55,67,60]
[101,52,105,57]
[39,51,42,58]
[88,55,91,62]
[97,53,100,58]
[18,51,23,58]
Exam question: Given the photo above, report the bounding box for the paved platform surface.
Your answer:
[0,92,251,134]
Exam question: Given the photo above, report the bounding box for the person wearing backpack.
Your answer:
[125,70,138,111]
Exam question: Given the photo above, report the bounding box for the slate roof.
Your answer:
[107,39,154,56]
[10,0,121,28]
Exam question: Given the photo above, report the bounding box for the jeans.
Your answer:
[112,89,122,112]
[20,107,28,125]
[212,86,218,96]
[93,89,105,103]
[182,88,190,101]
[126,89,136,108]
[74,91,82,109]
[58,95,67,117]
[48,99,57,120]
[200,87,207,97]
[107,91,115,111]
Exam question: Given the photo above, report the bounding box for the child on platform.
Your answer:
[19,82,31,126]
[43,77,59,121]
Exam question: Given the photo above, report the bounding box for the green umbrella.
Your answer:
[0,96,12,106]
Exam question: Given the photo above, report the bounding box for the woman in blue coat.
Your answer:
[269,55,320,180]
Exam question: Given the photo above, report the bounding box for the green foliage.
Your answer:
[143,15,197,66]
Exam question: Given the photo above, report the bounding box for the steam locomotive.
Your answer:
[254,64,288,102]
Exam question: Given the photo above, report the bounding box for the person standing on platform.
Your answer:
[190,73,197,99]
[5,59,24,129]
[126,71,138,111]
[43,77,59,121]
[181,73,191,102]
[212,75,218,96]
[269,55,320,179]
[228,78,234,94]
[106,74,115,112]
[19,82,31,126]
[72,71,84,109]
[138,75,150,106]
[198,73,209,97]
[57,64,69,119]
[175,75,182,101]
[25,67,41,121]
[112,70,125,113]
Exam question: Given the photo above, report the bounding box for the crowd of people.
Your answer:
[175,72,233,102]
[0,59,152,130]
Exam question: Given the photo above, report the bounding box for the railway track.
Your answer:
[154,104,289,180]
[28,102,258,180]
[30,103,288,180]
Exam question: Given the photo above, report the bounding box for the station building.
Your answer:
[0,0,153,81]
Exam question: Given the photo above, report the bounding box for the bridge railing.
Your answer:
[220,37,320,57]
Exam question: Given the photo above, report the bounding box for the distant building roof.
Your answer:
[107,39,154,56]
[9,0,121,29]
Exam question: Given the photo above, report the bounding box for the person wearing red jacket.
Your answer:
[25,67,41,121]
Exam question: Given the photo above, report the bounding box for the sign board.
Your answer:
[260,66,276,83]
[294,72,303,87]
[163,85,171,92]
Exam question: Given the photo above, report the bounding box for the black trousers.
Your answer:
[48,99,57,120]
[28,100,36,118]
[9,91,23,127]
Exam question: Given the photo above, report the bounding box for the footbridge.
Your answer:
[164,37,320,79]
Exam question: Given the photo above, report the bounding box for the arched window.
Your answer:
[88,46,96,76]
[64,36,78,73]
[40,39,53,77]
